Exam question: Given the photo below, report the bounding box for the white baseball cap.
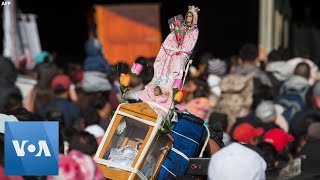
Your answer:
[0,113,18,134]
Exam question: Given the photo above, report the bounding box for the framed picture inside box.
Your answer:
[94,102,172,180]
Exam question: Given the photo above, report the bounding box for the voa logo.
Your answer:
[12,140,51,157]
[5,122,58,175]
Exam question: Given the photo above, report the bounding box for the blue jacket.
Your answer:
[84,39,112,74]
[38,97,80,127]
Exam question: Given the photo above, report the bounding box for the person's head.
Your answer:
[154,86,163,96]
[129,76,142,88]
[185,12,193,25]
[71,70,84,88]
[35,51,54,64]
[67,62,82,80]
[90,91,110,110]
[312,81,320,108]
[51,74,72,97]
[252,79,275,111]
[208,143,266,180]
[0,87,23,114]
[257,142,279,169]
[77,88,110,122]
[294,62,311,80]
[209,112,228,132]
[135,56,148,67]
[239,43,259,64]
[193,86,210,98]
[307,122,320,140]
[255,101,277,123]
[70,131,98,156]
[185,5,199,26]
[184,78,197,92]
[115,62,130,74]
[140,65,154,85]
[9,108,34,121]
[207,58,227,77]
[0,56,18,85]
[267,49,283,62]
[85,124,105,145]
[90,91,112,120]
[80,108,100,130]
[233,123,264,145]
[35,62,59,88]
[192,78,210,98]
[263,128,294,153]
[83,53,109,75]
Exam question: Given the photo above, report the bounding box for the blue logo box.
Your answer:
[5,122,59,175]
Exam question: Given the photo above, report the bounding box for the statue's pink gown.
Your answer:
[138,26,199,115]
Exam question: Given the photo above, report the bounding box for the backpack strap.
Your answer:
[199,124,210,158]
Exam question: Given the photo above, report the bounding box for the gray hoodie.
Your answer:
[280,75,310,101]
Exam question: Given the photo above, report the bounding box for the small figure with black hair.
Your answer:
[69,131,98,156]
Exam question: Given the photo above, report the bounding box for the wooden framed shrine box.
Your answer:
[94,102,172,180]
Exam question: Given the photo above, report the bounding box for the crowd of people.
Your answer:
[1,39,320,180]
[189,44,320,180]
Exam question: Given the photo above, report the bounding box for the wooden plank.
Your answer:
[97,164,132,179]
[96,102,160,179]
[121,102,158,119]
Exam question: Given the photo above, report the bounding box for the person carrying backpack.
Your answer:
[277,62,311,122]
[214,44,272,126]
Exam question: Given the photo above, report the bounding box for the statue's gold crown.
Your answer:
[188,5,200,13]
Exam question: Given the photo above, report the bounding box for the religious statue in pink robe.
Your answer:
[138,6,200,115]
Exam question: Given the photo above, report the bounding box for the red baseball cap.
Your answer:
[263,128,294,152]
[233,123,264,143]
[51,74,71,91]
[72,70,84,82]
